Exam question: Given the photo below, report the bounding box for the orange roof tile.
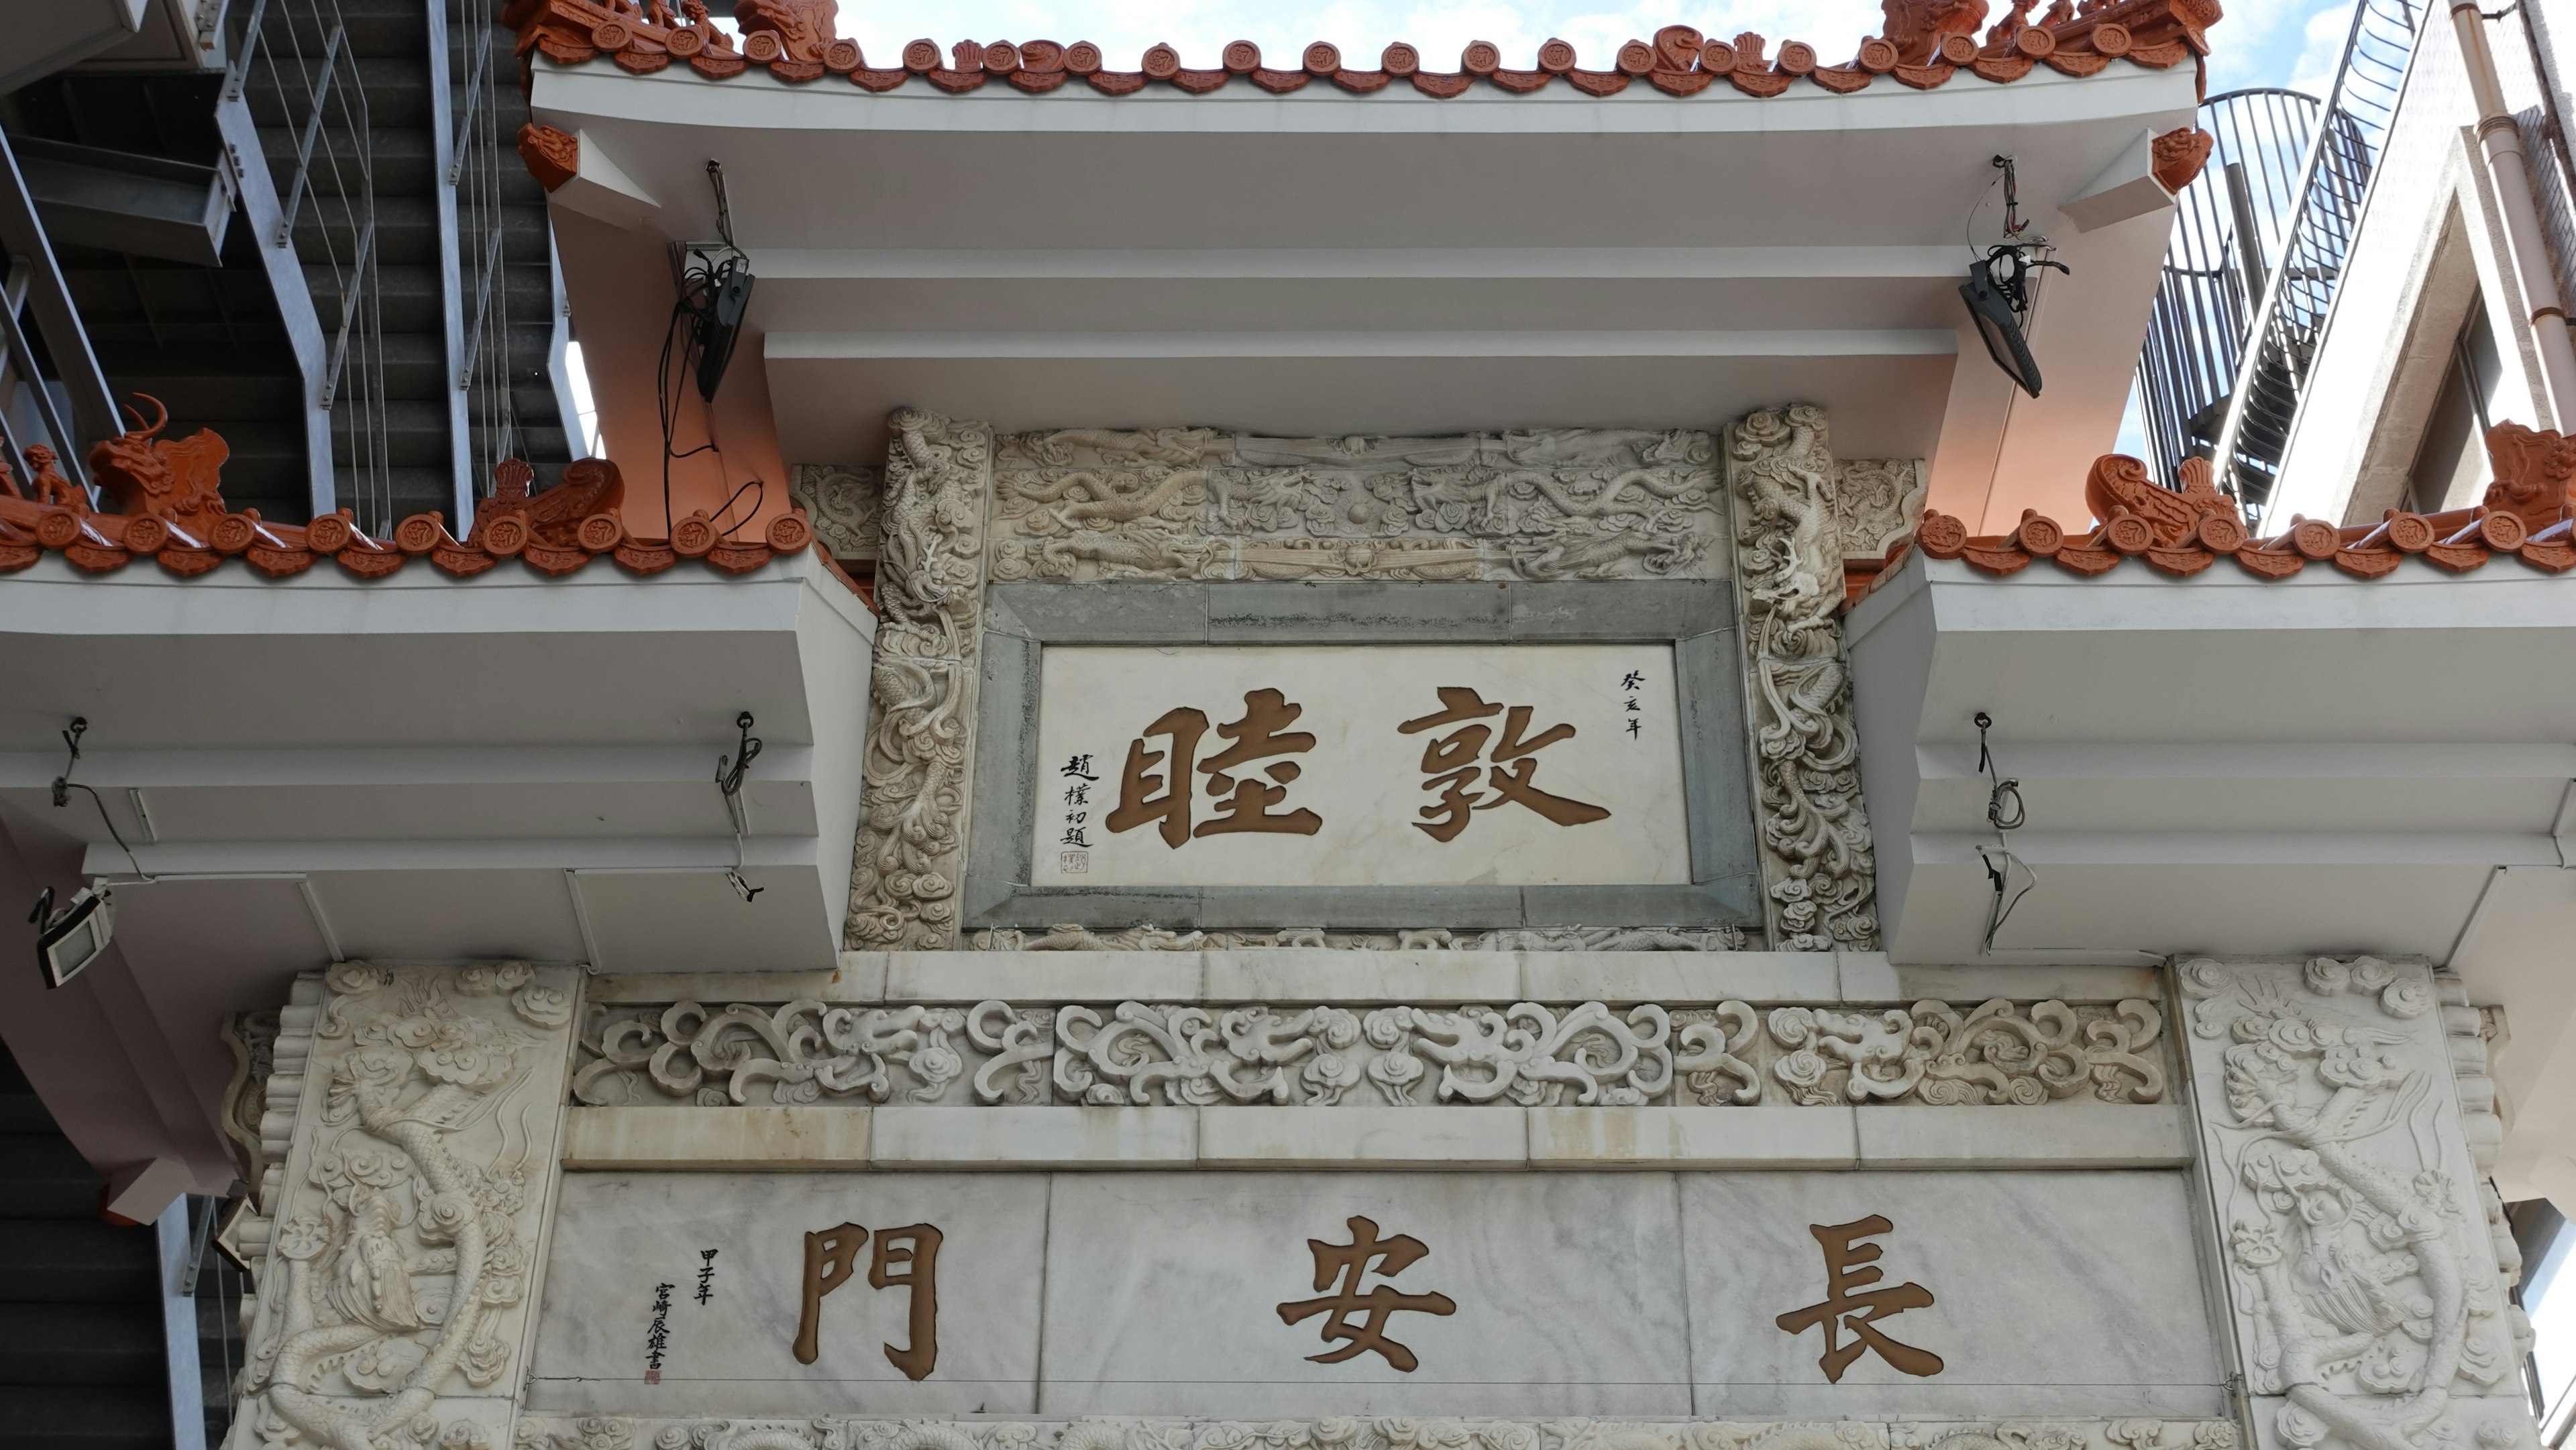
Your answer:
[0,399,842,591]
[1868,428,2576,601]
[502,0,2221,101]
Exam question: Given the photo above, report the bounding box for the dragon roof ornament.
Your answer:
[1874,426,2576,594]
[0,397,832,586]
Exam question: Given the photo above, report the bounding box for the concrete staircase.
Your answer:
[0,1043,170,1450]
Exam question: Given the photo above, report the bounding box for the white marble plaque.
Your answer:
[1037,1172,1693,1416]
[523,1168,2221,1420]
[1032,644,1688,887]
[527,1174,1049,1414]
[1682,1171,2225,1418]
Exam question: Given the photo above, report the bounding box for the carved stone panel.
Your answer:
[846,410,996,951]
[985,427,1729,584]
[570,996,2168,1110]
[223,961,580,1450]
[789,462,883,561]
[1836,458,1928,562]
[1726,407,1878,951]
[2177,957,2540,1450]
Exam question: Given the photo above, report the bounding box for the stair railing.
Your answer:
[2199,0,2430,513]
[449,0,519,507]
[225,0,391,531]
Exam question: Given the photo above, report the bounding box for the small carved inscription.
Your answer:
[1276,1215,1458,1371]
[792,1221,943,1380]
[645,1280,674,1385]
[1774,1214,1944,1383]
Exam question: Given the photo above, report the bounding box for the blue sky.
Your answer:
[833,0,2352,96]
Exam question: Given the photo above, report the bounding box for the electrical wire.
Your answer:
[656,174,770,542]
[1972,711,2032,954]
[48,719,151,884]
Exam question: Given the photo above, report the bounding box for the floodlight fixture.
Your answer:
[31,884,115,989]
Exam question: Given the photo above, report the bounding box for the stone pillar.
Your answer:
[1725,405,1878,951]
[845,408,996,951]
[2177,956,2537,1450]
[223,961,581,1450]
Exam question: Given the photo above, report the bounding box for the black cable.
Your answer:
[47,719,149,882]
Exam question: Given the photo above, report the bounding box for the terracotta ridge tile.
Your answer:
[0,403,847,596]
[502,0,2224,104]
[1872,428,2576,603]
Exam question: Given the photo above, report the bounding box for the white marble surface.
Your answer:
[1032,644,1688,886]
[528,1174,1049,1415]
[523,1168,2220,1421]
[1036,1172,1693,1417]
[1682,1170,2223,1418]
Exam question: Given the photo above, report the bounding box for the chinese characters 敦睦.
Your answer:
[1397,687,1611,842]
[1107,688,1324,847]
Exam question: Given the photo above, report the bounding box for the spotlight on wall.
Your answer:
[1958,154,2070,399]
[1962,255,2047,398]
[30,884,115,989]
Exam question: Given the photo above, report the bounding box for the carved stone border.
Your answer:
[845,411,995,951]
[515,1416,2241,1450]
[1726,406,1879,951]
[960,580,1761,934]
[572,994,2170,1109]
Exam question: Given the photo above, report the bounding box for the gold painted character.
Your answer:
[1106,707,1210,848]
[789,1220,944,1382]
[1275,1215,1458,1372]
[1396,688,1610,841]
[1197,687,1322,837]
[1773,1214,1945,1383]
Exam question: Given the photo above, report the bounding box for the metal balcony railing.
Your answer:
[2135,89,2323,492]
[2186,0,2432,510]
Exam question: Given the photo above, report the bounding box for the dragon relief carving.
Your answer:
[984,427,1730,582]
[1760,999,2165,1106]
[1835,458,1928,562]
[788,462,883,562]
[225,962,578,1450]
[572,994,2169,1109]
[2178,957,2539,1450]
[511,1420,2237,1450]
[1727,405,1878,950]
[846,410,994,951]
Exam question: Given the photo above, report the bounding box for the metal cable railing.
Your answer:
[225,0,389,530]
[451,0,519,501]
[2136,89,2322,490]
[2195,0,2432,511]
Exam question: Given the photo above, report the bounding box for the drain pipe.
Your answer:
[2455,0,2576,424]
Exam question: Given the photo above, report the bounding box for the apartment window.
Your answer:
[2406,297,2502,513]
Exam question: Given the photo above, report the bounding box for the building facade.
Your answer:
[1,3,2572,1450]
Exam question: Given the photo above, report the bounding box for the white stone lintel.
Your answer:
[560,1104,2185,1171]
[1854,1103,2193,1169]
